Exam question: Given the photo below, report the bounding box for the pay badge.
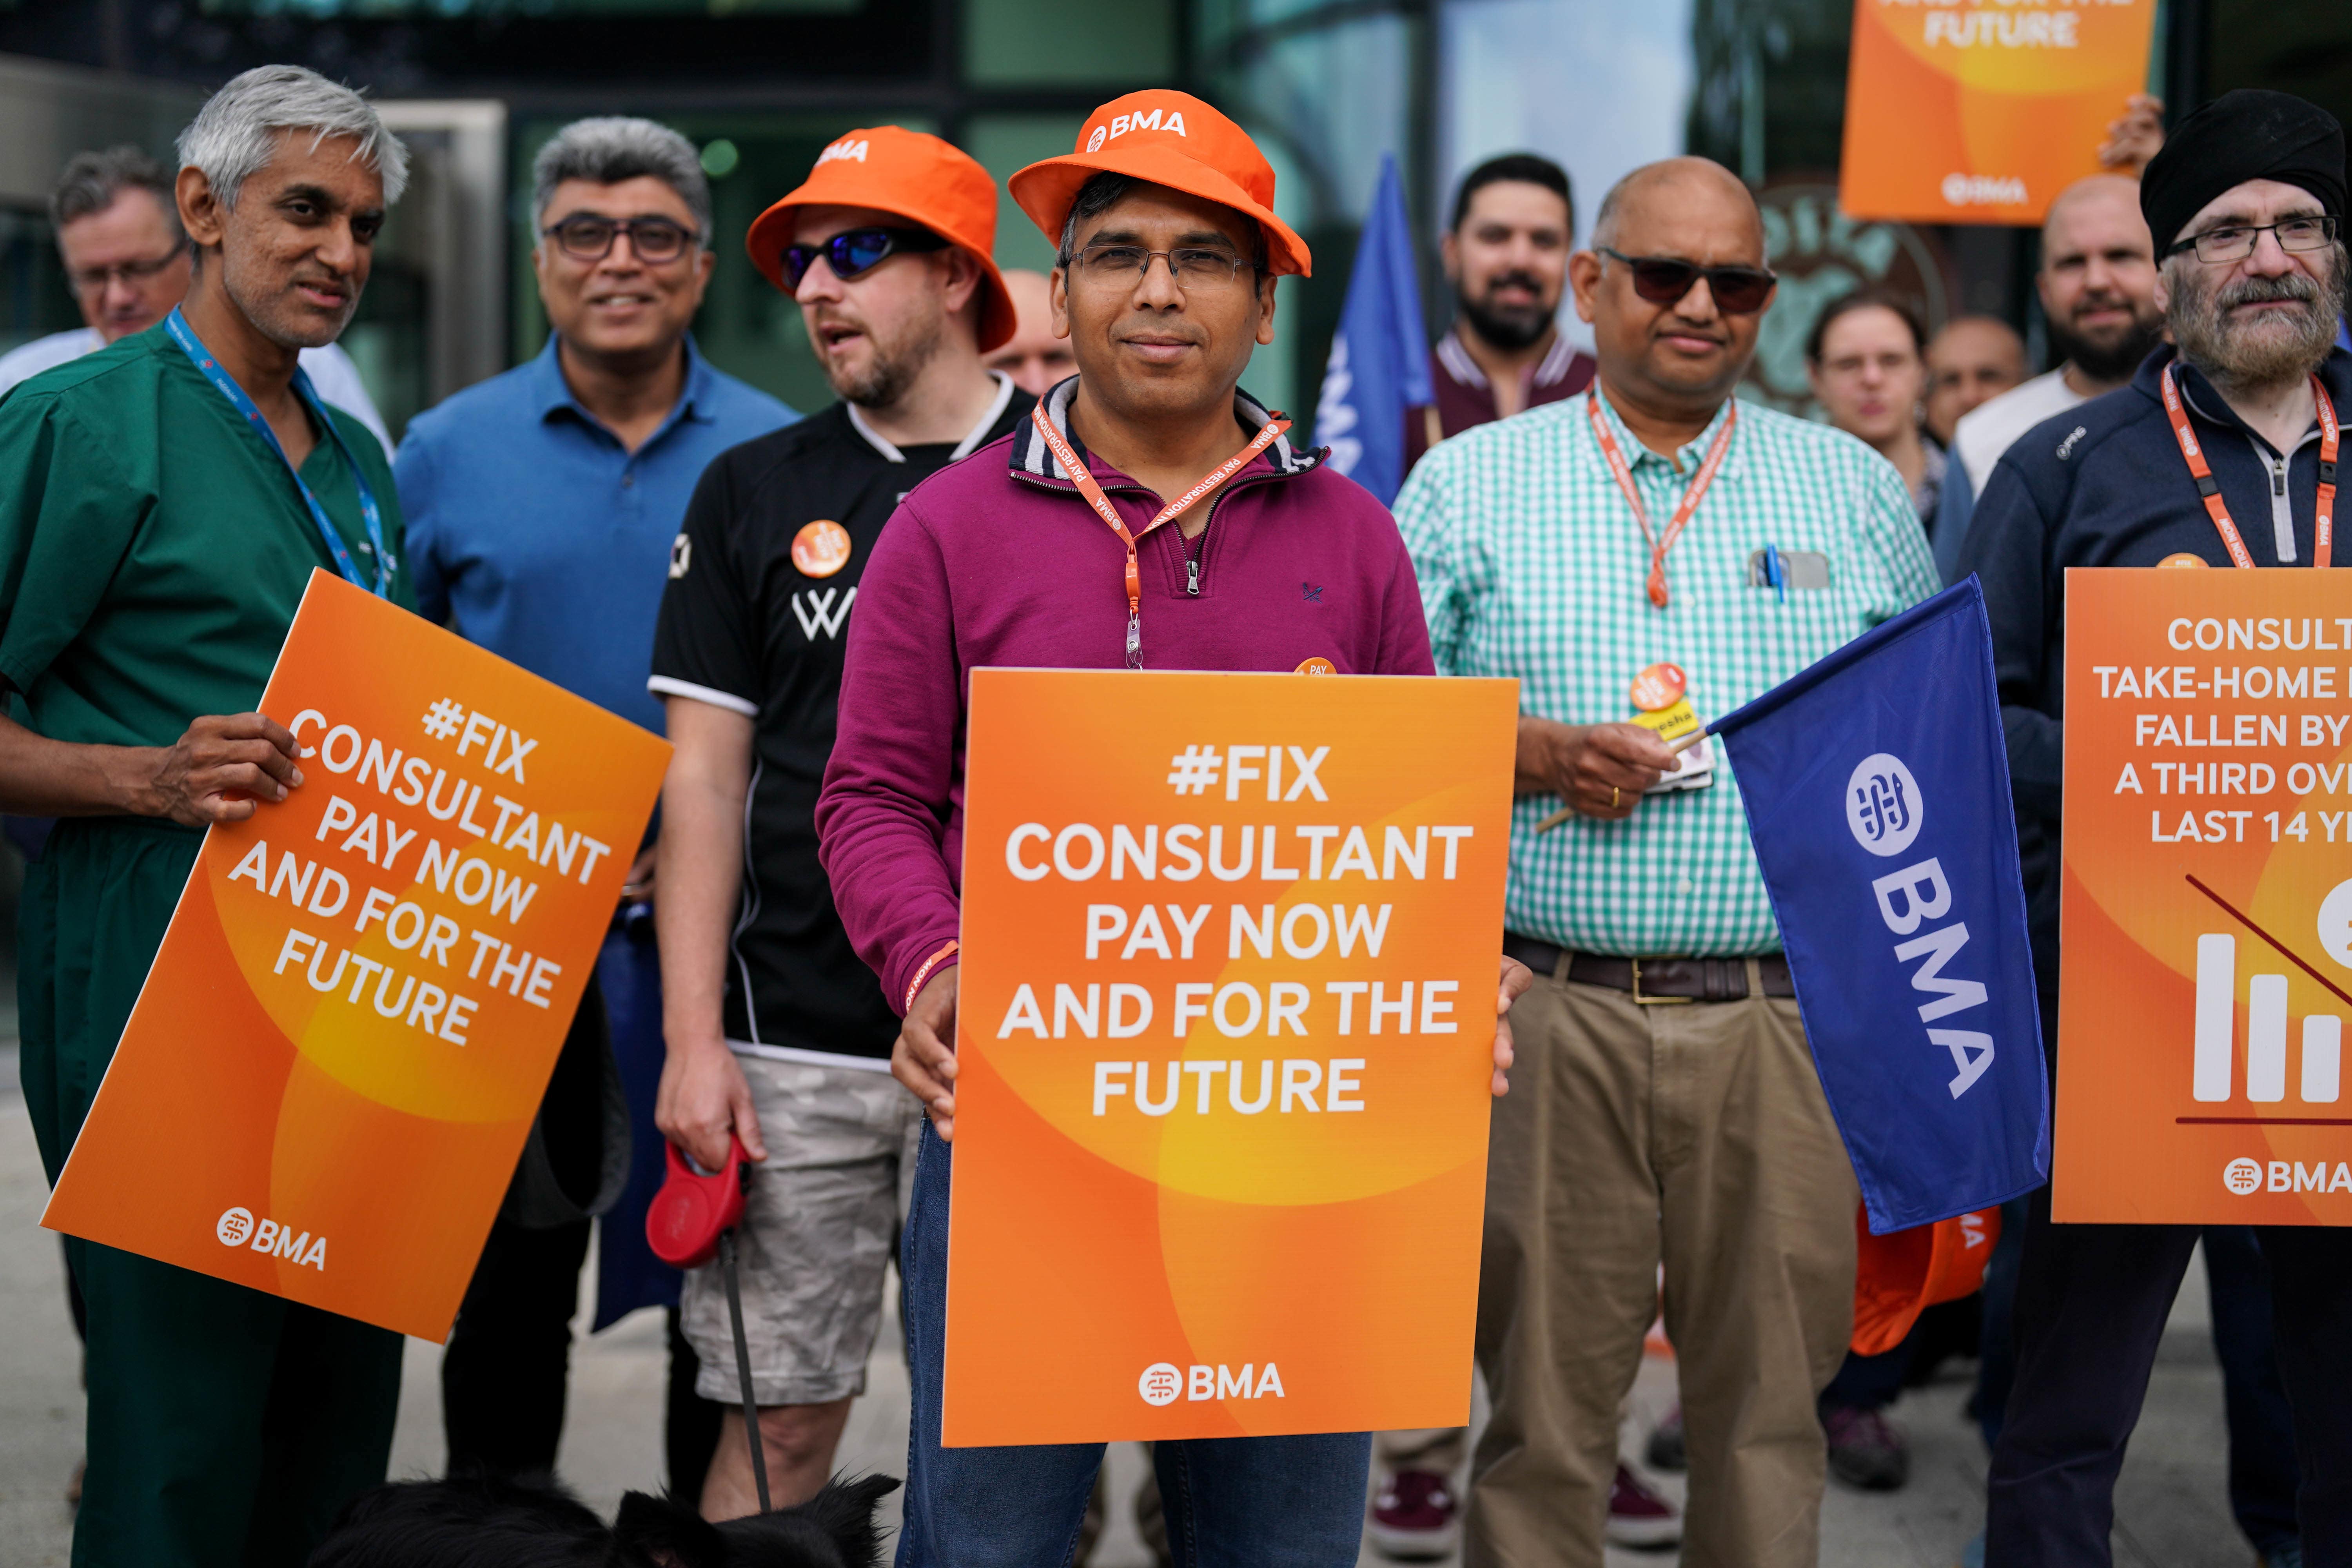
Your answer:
[1628,662,1712,795]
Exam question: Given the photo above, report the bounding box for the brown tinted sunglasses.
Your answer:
[1598,248,1777,314]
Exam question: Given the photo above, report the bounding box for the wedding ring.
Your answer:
[1612,785,1621,809]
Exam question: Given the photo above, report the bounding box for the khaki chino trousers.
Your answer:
[1468,958,1859,1568]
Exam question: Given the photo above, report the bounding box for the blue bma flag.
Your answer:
[1709,578,2049,1233]
[1312,154,1432,506]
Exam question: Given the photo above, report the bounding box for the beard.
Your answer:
[1456,270,1556,352]
[2046,296,2164,384]
[2167,246,2346,394]
[823,307,944,410]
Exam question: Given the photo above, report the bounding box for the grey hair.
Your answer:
[532,117,711,246]
[1053,169,1268,292]
[51,145,181,238]
[176,65,408,210]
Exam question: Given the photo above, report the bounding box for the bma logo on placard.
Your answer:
[217,1204,327,1270]
[1137,1360,1285,1405]
[1138,1363,1182,1406]
[1847,752,1922,858]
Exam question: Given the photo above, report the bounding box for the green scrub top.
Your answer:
[0,321,416,1566]
[0,319,415,750]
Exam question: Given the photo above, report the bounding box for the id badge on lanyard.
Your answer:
[2159,361,2338,569]
[164,307,393,596]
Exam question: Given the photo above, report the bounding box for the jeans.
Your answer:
[896,1122,1372,1567]
[1822,1337,1914,1413]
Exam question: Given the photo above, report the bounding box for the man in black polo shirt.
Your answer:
[1960,91,2352,1563]
[647,126,1032,1517]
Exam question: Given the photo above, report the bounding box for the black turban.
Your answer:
[2140,89,2345,254]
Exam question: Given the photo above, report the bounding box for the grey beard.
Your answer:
[2168,253,2344,396]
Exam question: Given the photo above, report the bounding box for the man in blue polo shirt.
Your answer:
[394,115,792,1496]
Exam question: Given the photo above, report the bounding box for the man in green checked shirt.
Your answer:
[1396,157,1940,1568]
[0,67,412,1568]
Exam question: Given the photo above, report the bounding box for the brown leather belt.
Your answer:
[1503,932,1795,1004]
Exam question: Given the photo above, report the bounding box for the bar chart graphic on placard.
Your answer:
[2191,934,2344,1106]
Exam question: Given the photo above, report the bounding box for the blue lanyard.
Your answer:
[163,307,391,596]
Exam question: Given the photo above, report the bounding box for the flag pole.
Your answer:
[1532,726,1709,833]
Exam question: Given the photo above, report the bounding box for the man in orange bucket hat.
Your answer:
[815,89,1533,1564]
[649,125,1035,1517]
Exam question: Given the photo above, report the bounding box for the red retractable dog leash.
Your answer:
[646,1136,771,1514]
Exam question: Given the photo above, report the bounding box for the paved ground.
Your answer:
[1,1019,2256,1567]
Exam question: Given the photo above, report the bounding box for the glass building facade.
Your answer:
[0,0,2344,434]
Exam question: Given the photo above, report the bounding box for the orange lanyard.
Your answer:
[1587,396,1738,608]
[2161,362,2337,568]
[1029,402,1289,666]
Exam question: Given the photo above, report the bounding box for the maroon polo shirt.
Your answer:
[1402,327,1597,475]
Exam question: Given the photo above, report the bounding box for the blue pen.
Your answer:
[1764,542,1786,604]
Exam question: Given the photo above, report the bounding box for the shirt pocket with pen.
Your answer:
[1746,546,1831,598]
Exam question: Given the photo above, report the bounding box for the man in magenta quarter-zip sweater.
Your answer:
[815,90,1530,1565]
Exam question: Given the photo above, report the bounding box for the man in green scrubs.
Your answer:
[0,66,414,1568]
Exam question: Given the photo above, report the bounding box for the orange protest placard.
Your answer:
[42,571,671,1338]
[1838,0,2156,225]
[944,668,1517,1446]
[2059,570,2352,1224]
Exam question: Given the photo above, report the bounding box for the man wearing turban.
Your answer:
[1958,89,2352,1566]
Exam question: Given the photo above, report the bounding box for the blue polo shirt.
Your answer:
[396,334,794,733]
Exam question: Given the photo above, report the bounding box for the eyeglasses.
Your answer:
[779,226,948,290]
[1597,247,1777,315]
[1069,243,1258,292]
[543,215,697,264]
[69,238,188,295]
[2163,216,2339,265]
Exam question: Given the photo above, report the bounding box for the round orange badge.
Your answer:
[1629,662,1687,711]
[2156,552,2210,569]
[1295,657,1336,675]
[792,520,852,578]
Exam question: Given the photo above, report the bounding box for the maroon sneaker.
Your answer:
[1605,1463,1682,1549]
[1823,1404,1911,1491]
[1368,1468,1459,1561]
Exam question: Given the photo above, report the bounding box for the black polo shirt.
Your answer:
[1958,343,2352,1005]
[650,375,1032,1065]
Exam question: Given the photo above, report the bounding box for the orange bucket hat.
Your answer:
[1009,91,1312,279]
[1850,1205,2002,1356]
[744,126,1017,353]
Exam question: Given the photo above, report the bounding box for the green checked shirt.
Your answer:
[1396,387,1939,956]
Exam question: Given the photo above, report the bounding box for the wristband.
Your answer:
[904,940,959,1014]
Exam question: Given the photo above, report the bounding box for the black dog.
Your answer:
[307,1470,900,1568]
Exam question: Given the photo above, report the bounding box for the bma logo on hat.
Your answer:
[816,138,869,167]
[1846,752,1923,858]
[1138,1363,1182,1406]
[1091,106,1189,153]
[217,1206,255,1246]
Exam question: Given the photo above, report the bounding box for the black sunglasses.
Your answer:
[780,226,949,290]
[1598,247,1777,315]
